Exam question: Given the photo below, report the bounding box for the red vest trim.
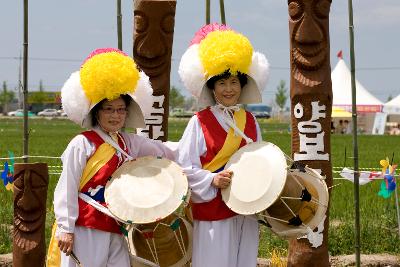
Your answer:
[191,108,257,221]
[75,130,128,234]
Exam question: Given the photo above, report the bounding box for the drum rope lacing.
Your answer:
[133,216,187,265]
[256,161,328,230]
[80,190,191,266]
[114,193,191,265]
[129,193,192,265]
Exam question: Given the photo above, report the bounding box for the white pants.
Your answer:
[192,215,259,267]
[60,226,130,267]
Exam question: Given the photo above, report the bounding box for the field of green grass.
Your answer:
[0,117,399,257]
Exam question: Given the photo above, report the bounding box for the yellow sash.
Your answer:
[46,143,116,267]
[203,108,247,172]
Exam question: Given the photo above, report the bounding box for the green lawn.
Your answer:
[0,117,399,257]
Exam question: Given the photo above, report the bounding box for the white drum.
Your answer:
[104,156,192,267]
[105,156,189,224]
[260,164,329,238]
[221,141,329,238]
[221,142,287,215]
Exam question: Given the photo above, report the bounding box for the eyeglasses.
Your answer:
[100,107,128,115]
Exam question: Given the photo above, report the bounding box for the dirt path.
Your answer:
[329,254,400,267]
[257,254,400,267]
[1,253,399,267]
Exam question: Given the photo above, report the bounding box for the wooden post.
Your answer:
[133,0,176,141]
[347,1,360,265]
[13,163,49,267]
[22,0,29,163]
[117,0,123,50]
[219,0,226,24]
[206,0,210,24]
[287,0,332,266]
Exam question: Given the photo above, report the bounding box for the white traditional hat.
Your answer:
[104,156,189,224]
[178,23,270,108]
[61,48,153,129]
[221,142,287,215]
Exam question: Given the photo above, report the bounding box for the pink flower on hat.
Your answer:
[190,23,232,45]
[81,48,128,67]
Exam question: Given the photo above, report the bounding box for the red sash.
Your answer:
[75,130,128,234]
[191,107,257,221]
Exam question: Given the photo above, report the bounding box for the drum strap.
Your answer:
[78,193,128,224]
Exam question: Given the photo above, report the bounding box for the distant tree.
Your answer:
[275,80,288,111]
[184,96,197,111]
[0,81,15,114]
[30,80,47,103]
[169,86,185,110]
[39,79,44,92]
[387,95,393,102]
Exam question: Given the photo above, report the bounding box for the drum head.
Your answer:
[221,141,287,215]
[105,156,188,224]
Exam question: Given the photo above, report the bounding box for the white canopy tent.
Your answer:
[331,59,385,134]
[383,94,400,114]
[332,59,383,113]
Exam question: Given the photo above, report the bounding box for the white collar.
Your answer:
[211,104,253,144]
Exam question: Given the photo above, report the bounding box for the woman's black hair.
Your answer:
[90,94,132,126]
[206,70,248,90]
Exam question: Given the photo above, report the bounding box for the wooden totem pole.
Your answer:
[133,0,176,141]
[13,163,49,267]
[287,0,332,266]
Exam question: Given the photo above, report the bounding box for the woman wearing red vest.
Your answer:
[47,48,175,267]
[177,24,270,267]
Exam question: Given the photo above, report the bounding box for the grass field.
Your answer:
[0,117,399,257]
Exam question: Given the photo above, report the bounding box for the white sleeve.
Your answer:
[177,115,217,203]
[53,135,94,234]
[123,133,176,161]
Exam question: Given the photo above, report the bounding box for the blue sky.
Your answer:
[1,0,399,106]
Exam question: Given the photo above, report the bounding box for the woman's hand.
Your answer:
[58,232,74,256]
[212,170,233,189]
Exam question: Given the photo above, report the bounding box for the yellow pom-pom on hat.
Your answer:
[198,30,253,78]
[178,23,270,108]
[80,48,140,104]
[61,48,154,129]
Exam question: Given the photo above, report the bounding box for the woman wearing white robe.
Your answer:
[177,23,270,267]
[47,48,175,267]
[178,105,262,267]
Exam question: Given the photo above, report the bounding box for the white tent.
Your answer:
[383,94,400,114]
[332,59,383,113]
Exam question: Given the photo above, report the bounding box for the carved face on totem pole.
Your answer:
[133,0,175,89]
[288,0,333,167]
[289,0,331,89]
[287,0,332,261]
[133,0,176,141]
[13,165,48,251]
[13,163,48,267]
